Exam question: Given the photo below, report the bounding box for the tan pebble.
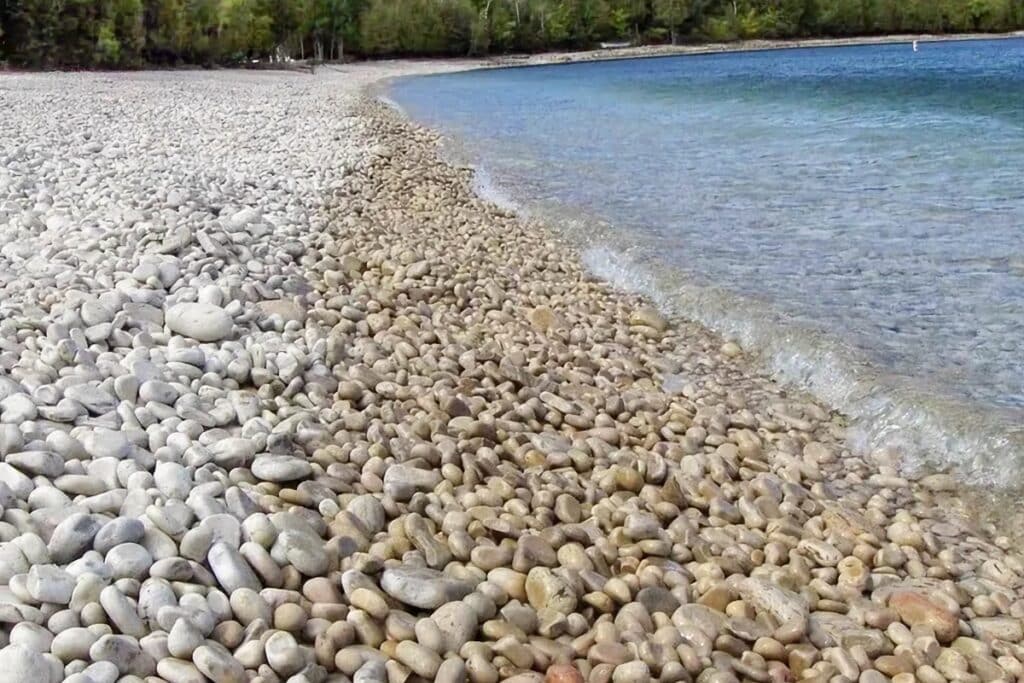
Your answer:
[273,603,308,632]
[789,645,820,677]
[396,640,443,678]
[876,654,915,676]
[502,674,544,683]
[721,341,742,357]
[967,653,1008,681]
[212,621,244,649]
[466,652,499,683]
[494,637,535,669]
[612,661,649,683]
[415,617,445,653]
[753,637,786,661]
[856,667,888,683]
[349,588,389,620]
[589,642,630,666]
[525,567,577,614]
[437,656,468,683]
[603,577,632,605]
[915,664,946,683]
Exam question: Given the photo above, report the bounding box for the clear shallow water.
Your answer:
[390,40,1024,488]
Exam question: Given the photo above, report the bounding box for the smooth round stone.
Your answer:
[99,586,147,637]
[167,619,204,659]
[271,529,328,576]
[208,542,261,593]
[192,643,245,683]
[165,303,232,342]
[105,543,153,581]
[251,455,312,482]
[0,644,59,683]
[380,566,474,609]
[157,657,206,683]
[88,634,142,673]
[346,494,386,535]
[9,623,54,653]
[395,641,442,678]
[80,429,131,459]
[93,518,146,555]
[50,627,98,662]
[265,631,304,676]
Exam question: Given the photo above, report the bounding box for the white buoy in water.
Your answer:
[913,40,919,52]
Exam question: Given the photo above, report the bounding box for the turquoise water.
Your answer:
[390,39,1024,486]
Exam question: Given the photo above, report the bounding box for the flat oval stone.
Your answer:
[251,455,312,482]
[165,303,232,342]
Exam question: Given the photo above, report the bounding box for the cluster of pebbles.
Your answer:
[1,66,1022,683]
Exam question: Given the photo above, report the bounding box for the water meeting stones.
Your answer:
[0,66,1021,683]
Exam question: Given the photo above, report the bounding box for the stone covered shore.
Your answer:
[0,66,1022,683]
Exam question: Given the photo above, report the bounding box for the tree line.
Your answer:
[1,0,1022,68]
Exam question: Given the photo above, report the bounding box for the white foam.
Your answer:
[582,245,1024,488]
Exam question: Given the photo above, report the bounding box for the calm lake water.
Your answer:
[390,39,1024,487]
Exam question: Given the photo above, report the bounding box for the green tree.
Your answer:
[653,0,690,42]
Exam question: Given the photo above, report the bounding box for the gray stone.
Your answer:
[50,627,99,662]
[6,450,63,478]
[347,494,387,535]
[93,518,145,555]
[105,543,153,581]
[380,566,474,609]
[382,464,442,502]
[48,513,102,564]
[271,529,328,576]
[89,634,142,673]
[0,394,37,423]
[207,542,261,593]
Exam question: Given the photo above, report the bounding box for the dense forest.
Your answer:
[1,0,1022,67]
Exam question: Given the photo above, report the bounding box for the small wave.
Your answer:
[375,95,408,117]
[582,245,1024,489]
[469,165,522,215]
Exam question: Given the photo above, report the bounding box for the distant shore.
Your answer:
[482,31,1024,68]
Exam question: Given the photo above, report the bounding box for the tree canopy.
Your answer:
[1,0,1022,67]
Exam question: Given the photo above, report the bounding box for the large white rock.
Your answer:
[165,303,233,342]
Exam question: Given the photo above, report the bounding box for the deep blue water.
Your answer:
[390,39,1024,486]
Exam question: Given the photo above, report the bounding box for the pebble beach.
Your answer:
[0,64,1022,683]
